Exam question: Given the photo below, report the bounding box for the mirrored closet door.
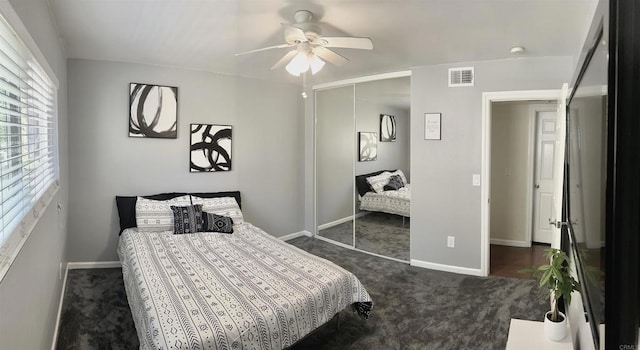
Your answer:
[353,77,411,261]
[316,85,355,246]
[315,74,411,261]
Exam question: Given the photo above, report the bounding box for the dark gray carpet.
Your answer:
[320,212,410,261]
[355,212,409,261]
[56,236,547,350]
[319,219,353,246]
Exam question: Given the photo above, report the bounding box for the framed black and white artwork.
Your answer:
[380,114,397,142]
[358,132,377,162]
[190,124,232,172]
[129,83,178,138]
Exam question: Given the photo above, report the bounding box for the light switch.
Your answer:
[472,174,481,187]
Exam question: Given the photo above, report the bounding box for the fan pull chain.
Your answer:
[301,72,308,99]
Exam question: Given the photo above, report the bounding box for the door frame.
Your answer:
[480,89,561,277]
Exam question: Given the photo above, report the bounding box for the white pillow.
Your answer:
[391,169,408,185]
[135,195,192,232]
[366,171,392,193]
[190,196,244,224]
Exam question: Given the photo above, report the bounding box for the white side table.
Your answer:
[506,319,572,349]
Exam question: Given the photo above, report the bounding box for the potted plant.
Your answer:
[523,248,581,341]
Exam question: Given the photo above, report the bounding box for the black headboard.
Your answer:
[355,170,396,197]
[115,191,241,234]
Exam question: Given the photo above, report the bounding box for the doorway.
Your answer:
[488,101,556,278]
[480,88,567,277]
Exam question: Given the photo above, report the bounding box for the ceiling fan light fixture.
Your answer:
[285,52,310,76]
[309,54,325,75]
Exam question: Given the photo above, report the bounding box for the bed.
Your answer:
[115,191,372,350]
[356,170,410,218]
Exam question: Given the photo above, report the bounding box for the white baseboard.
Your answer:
[51,263,68,350]
[67,261,121,269]
[410,259,483,276]
[490,238,531,247]
[318,216,353,230]
[278,230,313,241]
[318,213,367,230]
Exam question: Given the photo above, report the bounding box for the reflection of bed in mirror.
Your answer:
[356,169,410,218]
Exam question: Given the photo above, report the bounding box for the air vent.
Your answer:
[448,67,474,87]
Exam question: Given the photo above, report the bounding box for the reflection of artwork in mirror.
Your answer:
[358,132,377,162]
[129,83,178,138]
[380,114,396,142]
[190,124,232,172]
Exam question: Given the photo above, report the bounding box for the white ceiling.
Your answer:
[48,0,597,85]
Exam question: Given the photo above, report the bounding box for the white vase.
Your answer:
[544,311,568,341]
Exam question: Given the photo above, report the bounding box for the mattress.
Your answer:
[117,223,372,350]
[359,184,410,217]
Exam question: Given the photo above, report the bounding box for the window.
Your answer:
[0,12,58,279]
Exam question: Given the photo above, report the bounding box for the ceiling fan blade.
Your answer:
[235,43,294,56]
[320,37,373,50]
[282,23,307,44]
[270,50,298,70]
[312,47,349,66]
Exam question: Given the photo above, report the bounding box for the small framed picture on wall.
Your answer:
[424,113,441,140]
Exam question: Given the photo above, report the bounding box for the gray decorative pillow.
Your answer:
[384,174,404,191]
[170,204,203,234]
[202,212,234,234]
[390,169,408,185]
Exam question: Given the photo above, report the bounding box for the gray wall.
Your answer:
[410,56,573,269]
[316,86,355,226]
[67,59,303,262]
[0,0,69,349]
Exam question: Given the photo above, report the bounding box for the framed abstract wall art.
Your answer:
[129,83,178,138]
[358,132,377,162]
[190,124,232,172]
[380,114,397,142]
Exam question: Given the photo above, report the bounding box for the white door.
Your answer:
[531,85,567,246]
[532,110,559,244]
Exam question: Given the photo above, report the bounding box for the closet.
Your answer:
[314,73,411,261]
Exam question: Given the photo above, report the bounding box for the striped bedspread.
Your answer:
[360,184,410,217]
[117,223,372,350]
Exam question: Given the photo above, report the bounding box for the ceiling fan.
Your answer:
[235,10,373,76]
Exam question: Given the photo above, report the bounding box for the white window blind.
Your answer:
[0,12,58,279]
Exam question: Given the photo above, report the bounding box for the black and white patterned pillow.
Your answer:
[384,174,405,191]
[170,204,203,234]
[202,212,234,234]
[136,195,192,232]
[190,196,244,224]
[366,171,392,193]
